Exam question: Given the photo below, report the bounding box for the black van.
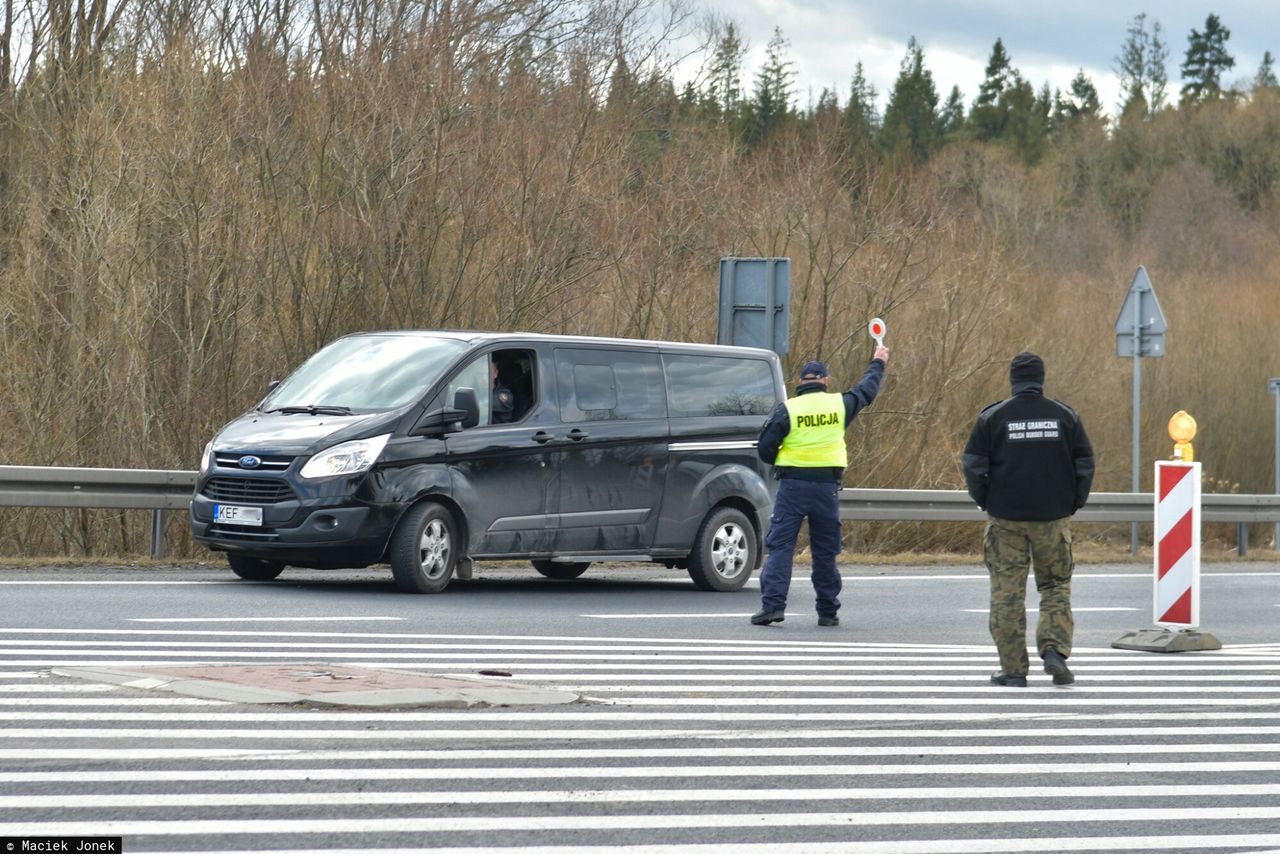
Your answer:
[189,331,784,593]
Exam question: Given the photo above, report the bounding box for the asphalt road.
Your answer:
[1,559,1278,852]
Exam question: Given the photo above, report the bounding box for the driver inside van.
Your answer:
[491,360,515,424]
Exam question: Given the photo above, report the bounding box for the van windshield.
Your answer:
[262,335,468,413]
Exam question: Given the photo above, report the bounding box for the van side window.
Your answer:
[664,355,778,417]
[555,349,665,423]
[446,348,537,427]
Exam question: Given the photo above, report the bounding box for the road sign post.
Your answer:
[716,258,790,355]
[1114,266,1167,554]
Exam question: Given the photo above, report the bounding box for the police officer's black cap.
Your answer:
[799,360,828,379]
[1010,352,1045,385]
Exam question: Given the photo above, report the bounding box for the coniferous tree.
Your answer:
[881,37,941,160]
[840,62,879,152]
[1056,69,1102,120]
[1180,13,1235,104]
[940,85,965,137]
[1255,50,1278,89]
[744,27,794,146]
[706,23,744,120]
[1116,12,1169,118]
[970,38,1015,140]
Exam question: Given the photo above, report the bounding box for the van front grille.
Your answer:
[202,477,294,504]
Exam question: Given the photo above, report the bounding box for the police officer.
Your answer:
[751,348,888,628]
[491,361,515,424]
[962,352,1094,686]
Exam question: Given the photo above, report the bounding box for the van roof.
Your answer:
[343,329,780,359]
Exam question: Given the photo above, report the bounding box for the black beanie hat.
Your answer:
[1010,351,1045,387]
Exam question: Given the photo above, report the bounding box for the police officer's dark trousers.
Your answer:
[759,478,843,616]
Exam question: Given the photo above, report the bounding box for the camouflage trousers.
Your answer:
[984,516,1075,676]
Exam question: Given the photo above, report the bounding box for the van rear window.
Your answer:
[664,355,777,417]
[555,349,666,422]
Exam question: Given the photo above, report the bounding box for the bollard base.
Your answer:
[1111,627,1222,653]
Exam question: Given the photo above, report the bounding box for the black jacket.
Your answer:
[962,388,1094,521]
[757,358,885,482]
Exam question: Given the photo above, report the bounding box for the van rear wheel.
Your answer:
[531,560,590,580]
[390,502,458,594]
[227,553,285,581]
[686,507,756,592]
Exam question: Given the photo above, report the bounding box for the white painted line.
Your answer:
[7,763,1280,783]
[130,617,406,623]
[6,646,1276,664]
[8,709,1280,728]
[0,581,239,585]
[486,676,1280,686]
[0,698,226,707]
[0,673,41,679]
[562,684,1280,694]
[8,783,1280,810]
[0,684,116,693]
[581,613,755,619]
[121,835,1280,854]
[15,660,1280,676]
[6,741,1280,772]
[11,805,1280,836]
[602,696,1280,707]
[123,834,1280,854]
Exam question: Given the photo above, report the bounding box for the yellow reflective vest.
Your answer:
[775,392,847,468]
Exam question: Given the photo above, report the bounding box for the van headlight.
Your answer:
[299,434,391,479]
[198,442,214,476]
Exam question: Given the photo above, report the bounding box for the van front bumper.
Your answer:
[189,494,393,566]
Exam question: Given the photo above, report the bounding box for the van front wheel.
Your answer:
[686,507,756,592]
[228,554,286,581]
[532,560,590,580]
[390,502,458,594]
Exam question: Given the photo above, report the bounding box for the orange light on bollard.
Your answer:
[1168,410,1196,462]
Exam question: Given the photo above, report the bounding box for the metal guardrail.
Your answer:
[0,466,196,559]
[1,467,1278,560]
[840,489,1280,555]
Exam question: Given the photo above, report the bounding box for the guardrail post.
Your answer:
[1237,522,1249,557]
[151,509,166,560]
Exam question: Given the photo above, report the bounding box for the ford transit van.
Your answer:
[190,331,784,593]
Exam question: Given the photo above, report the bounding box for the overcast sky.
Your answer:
[686,1,1278,115]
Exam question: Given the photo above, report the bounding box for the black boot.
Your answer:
[1042,647,1074,685]
[990,671,1028,687]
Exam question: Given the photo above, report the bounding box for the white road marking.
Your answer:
[557,684,1280,694]
[4,740,1280,771]
[11,806,1280,836]
[0,684,116,693]
[129,835,1280,854]
[0,759,1278,779]
[0,698,226,707]
[581,613,757,619]
[130,617,406,623]
[7,783,1280,809]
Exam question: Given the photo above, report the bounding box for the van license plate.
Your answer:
[213,504,263,527]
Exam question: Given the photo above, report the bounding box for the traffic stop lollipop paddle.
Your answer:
[868,317,886,346]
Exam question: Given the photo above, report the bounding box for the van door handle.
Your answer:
[532,431,556,445]
[567,428,590,441]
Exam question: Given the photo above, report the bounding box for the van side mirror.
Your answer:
[266,379,280,394]
[453,387,480,429]
[411,387,481,436]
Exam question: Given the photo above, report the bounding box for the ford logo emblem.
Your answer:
[238,455,262,469]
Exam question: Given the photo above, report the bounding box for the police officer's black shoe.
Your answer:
[817,614,839,627]
[1042,647,1074,685]
[990,671,1028,687]
[750,609,785,626]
